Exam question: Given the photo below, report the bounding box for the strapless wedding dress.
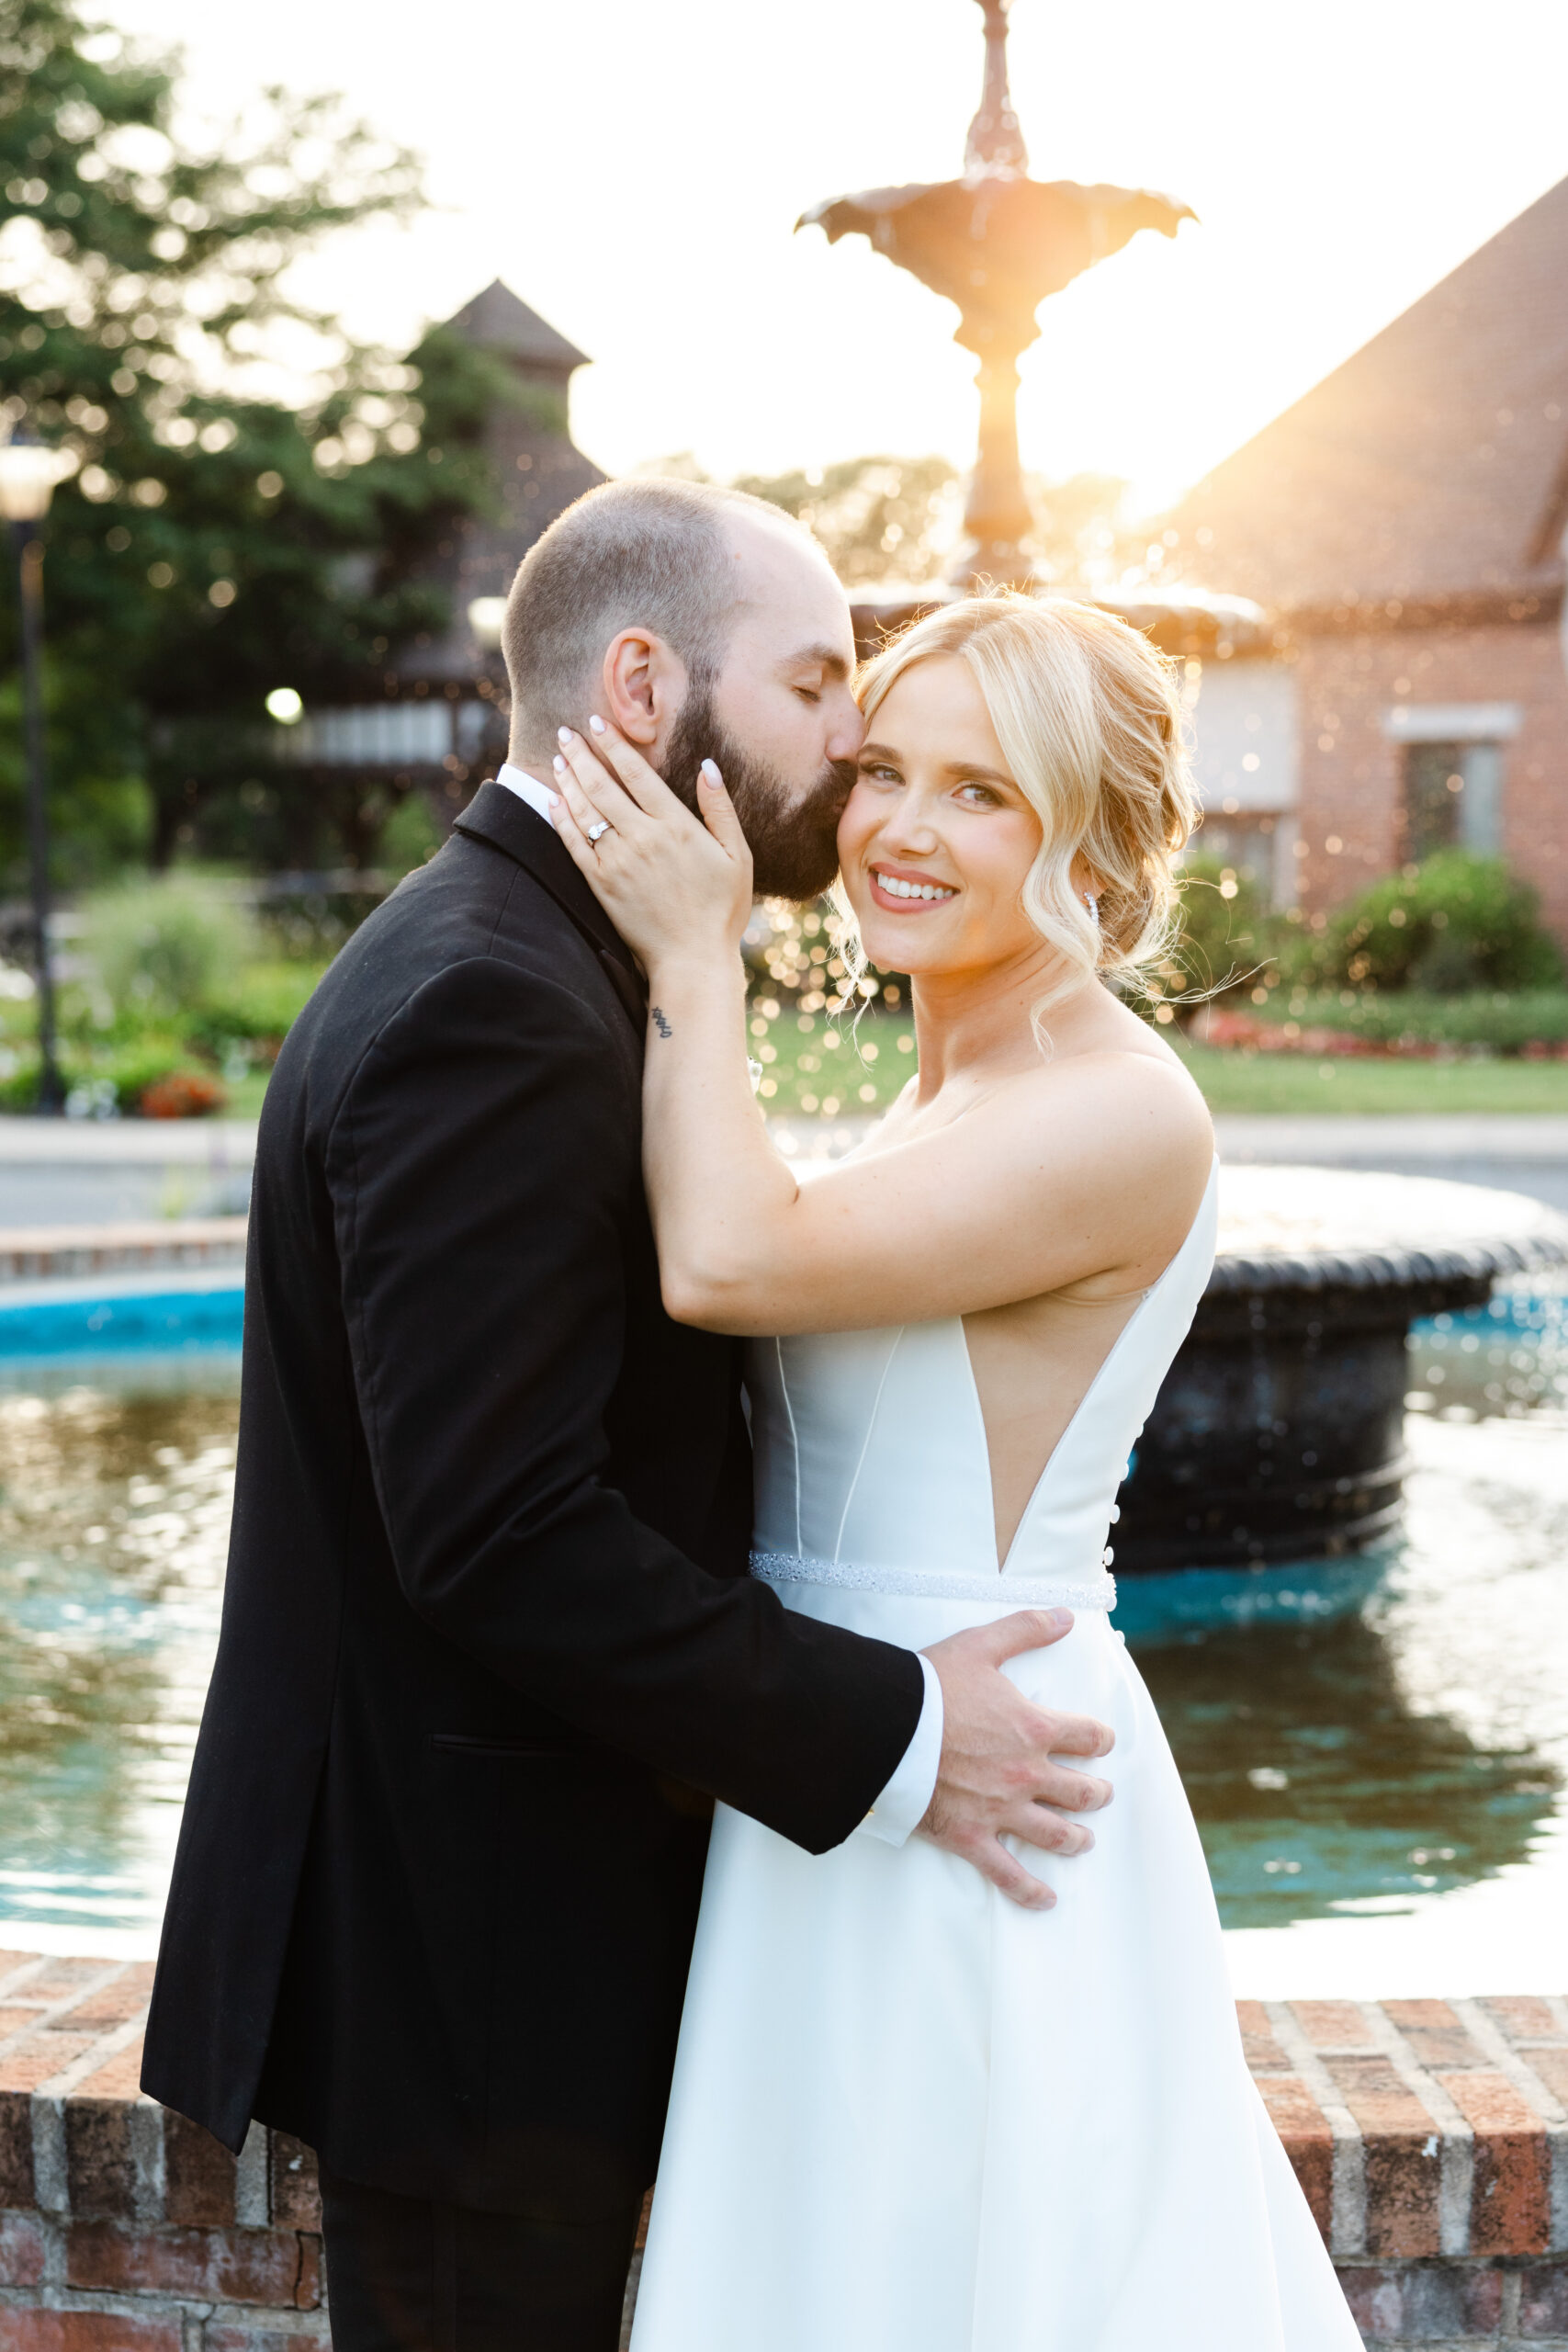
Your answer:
[630,1164,1359,2351]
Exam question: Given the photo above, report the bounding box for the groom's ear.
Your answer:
[600,627,687,752]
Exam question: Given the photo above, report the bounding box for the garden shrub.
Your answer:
[83,876,257,1020]
[0,1044,225,1117]
[1310,852,1562,994]
[187,962,323,1065]
[138,1069,228,1119]
[1168,852,1274,997]
[1245,988,1568,1053]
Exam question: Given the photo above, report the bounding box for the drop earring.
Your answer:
[1084,891,1100,928]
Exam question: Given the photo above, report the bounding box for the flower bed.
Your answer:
[1192,996,1568,1062]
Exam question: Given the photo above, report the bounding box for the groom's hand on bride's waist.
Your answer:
[917,1611,1114,1911]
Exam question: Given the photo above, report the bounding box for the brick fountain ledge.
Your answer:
[0,1220,247,1285]
[1,1955,1566,2347]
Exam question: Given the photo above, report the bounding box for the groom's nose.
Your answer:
[824,689,865,764]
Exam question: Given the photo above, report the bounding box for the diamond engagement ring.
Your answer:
[586,820,611,843]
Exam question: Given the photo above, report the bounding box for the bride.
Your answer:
[550,593,1359,2350]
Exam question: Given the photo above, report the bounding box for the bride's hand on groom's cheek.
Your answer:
[550,719,754,969]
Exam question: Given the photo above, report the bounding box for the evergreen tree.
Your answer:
[0,0,499,877]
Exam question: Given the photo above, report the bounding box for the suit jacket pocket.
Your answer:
[428,1731,585,1760]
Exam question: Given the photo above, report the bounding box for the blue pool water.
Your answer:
[0,1275,1562,1991]
[0,1276,243,1359]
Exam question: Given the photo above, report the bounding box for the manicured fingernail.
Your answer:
[588,714,605,734]
[552,754,566,773]
[1049,1608,1073,1632]
[700,758,722,786]
[547,788,559,806]
[558,725,572,743]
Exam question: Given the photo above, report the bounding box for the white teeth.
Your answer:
[876,871,954,902]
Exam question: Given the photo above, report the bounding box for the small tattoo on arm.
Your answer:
[650,1006,673,1038]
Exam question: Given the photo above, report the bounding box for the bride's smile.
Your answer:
[840,651,1052,980]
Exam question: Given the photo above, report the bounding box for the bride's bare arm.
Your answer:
[551,724,1212,1336]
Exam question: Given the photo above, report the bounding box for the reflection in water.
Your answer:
[0,1359,239,1939]
[0,1283,1563,1955]
[1134,1606,1558,1929]
[1128,1279,1568,1931]
[1407,1283,1568,1422]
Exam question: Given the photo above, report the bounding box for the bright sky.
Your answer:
[102,0,1568,519]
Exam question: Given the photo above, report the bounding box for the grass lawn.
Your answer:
[753,1015,1568,1120]
[750,1008,917,1117]
[47,1000,1568,1132]
[1174,1039,1568,1114]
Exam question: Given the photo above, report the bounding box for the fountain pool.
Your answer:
[0,1264,1563,1996]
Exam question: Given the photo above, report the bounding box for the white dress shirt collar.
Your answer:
[494,762,558,827]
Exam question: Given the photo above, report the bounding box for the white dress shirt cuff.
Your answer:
[858,1654,943,1847]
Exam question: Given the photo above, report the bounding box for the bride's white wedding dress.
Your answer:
[630,1161,1359,2350]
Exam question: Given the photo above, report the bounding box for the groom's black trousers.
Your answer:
[319,2163,643,2352]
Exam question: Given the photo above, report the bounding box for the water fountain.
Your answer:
[1117,1167,1568,1570]
[801,0,1568,1570]
[800,0,1193,592]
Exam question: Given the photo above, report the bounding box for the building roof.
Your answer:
[391,282,604,685]
[1162,175,1568,620]
[446,278,591,375]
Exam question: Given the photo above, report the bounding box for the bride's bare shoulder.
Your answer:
[1007,1018,1213,1208]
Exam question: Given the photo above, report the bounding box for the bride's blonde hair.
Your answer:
[849,593,1196,1018]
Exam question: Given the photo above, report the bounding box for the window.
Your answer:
[1401,741,1503,860]
[277,703,455,767]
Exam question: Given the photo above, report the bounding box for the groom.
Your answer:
[141,478,1112,2351]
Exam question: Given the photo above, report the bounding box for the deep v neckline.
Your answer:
[959,1159,1219,1574]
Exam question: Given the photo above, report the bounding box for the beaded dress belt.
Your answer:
[750,1550,1117,1612]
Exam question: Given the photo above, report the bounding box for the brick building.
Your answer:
[279,280,604,822]
[1163,175,1568,941]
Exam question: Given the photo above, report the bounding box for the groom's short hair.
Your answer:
[502,477,794,730]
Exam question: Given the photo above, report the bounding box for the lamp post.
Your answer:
[0,428,75,1114]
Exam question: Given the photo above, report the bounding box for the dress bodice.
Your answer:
[745,1163,1218,1607]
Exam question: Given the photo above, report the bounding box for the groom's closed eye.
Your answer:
[777,645,851,704]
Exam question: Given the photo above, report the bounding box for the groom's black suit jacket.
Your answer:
[141,781,923,2218]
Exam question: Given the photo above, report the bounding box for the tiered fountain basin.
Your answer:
[1116,1167,1568,1573]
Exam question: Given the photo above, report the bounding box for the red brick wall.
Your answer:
[1289,617,1568,944]
[4,1951,1567,2347]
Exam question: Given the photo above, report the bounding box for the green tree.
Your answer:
[732,455,961,589]
[651,455,1149,599]
[0,0,499,877]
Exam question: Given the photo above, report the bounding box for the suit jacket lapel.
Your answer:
[454,781,649,1032]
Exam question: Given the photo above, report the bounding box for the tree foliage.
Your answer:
[653,451,1150,601]
[0,0,499,878]
[733,454,960,589]
[1022,472,1149,593]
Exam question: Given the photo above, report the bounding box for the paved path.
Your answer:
[0,1111,1561,1224]
[1213,1115,1568,1215]
[0,1116,256,1225]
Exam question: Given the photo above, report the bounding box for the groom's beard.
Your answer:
[662,683,856,902]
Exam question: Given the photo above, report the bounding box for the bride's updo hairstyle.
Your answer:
[854,593,1197,1013]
